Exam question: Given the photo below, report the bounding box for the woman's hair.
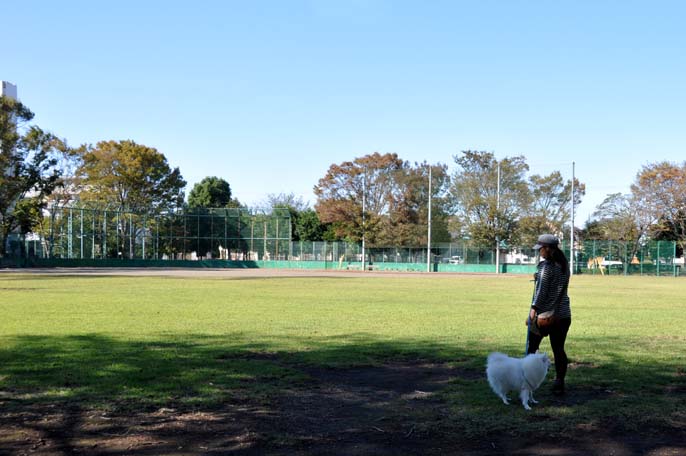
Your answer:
[550,245,569,275]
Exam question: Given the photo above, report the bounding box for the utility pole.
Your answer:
[427,165,432,273]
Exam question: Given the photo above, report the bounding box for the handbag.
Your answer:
[535,309,559,334]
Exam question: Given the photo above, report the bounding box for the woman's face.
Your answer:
[539,245,551,259]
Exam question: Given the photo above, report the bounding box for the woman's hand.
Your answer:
[526,308,536,326]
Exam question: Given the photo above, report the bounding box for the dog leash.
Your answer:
[525,274,538,355]
[520,365,537,391]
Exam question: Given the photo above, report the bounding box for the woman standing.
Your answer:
[526,234,572,395]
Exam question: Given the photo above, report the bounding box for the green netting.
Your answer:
[9,208,682,276]
[25,205,291,261]
[575,239,679,276]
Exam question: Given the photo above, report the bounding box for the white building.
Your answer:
[1,80,18,100]
[2,81,21,255]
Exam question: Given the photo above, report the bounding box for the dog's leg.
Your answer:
[494,388,510,405]
[529,391,539,404]
[520,389,532,410]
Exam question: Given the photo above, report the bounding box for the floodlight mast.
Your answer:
[570,161,575,276]
[362,168,366,271]
[495,160,501,274]
[427,165,432,273]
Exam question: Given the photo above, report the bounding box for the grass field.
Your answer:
[0,271,685,454]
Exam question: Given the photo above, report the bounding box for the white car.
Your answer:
[449,256,463,264]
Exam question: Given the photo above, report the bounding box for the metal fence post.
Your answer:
[68,208,73,259]
[79,209,84,259]
[92,211,96,259]
[129,213,133,259]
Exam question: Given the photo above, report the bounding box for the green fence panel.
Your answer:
[5,206,683,276]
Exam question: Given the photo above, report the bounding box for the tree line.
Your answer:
[2,96,685,257]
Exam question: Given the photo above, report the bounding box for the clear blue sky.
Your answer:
[3,0,685,224]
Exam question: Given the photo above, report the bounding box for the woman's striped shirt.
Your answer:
[531,259,572,319]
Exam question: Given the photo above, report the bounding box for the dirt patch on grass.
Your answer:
[1,359,684,455]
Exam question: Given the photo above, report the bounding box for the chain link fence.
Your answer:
[6,206,682,276]
[12,205,291,262]
[575,239,680,276]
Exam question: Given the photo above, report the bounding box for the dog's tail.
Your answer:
[486,352,508,366]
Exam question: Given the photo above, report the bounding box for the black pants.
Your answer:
[527,318,572,381]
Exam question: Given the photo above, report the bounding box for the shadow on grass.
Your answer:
[0,333,684,455]
[0,333,477,408]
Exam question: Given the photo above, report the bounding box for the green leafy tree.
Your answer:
[264,193,336,241]
[77,140,186,212]
[186,177,244,257]
[76,140,185,258]
[188,176,240,208]
[262,193,304,240]
[588,193,642,241]
[518,171,585,247]
[0,96,62,255]
[43,142,85,208]
[586,191,657,265]
[293,208,330,241]
[448,151,529,248]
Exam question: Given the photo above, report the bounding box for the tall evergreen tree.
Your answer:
[188,176,238,208]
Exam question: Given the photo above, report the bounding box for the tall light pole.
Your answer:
[361,168,366,271]
[427,165,432,273]
[570,161,575,275]
[495,160,501,274]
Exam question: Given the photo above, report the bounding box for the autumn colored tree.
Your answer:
[314,152,404,243]
[580,163,686,266]
[588,191,657,269]
[315,153,451,245]
[631,161,686,248]
[381,162,451,246]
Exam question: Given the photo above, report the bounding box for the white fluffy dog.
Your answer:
[486,352,550,410]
